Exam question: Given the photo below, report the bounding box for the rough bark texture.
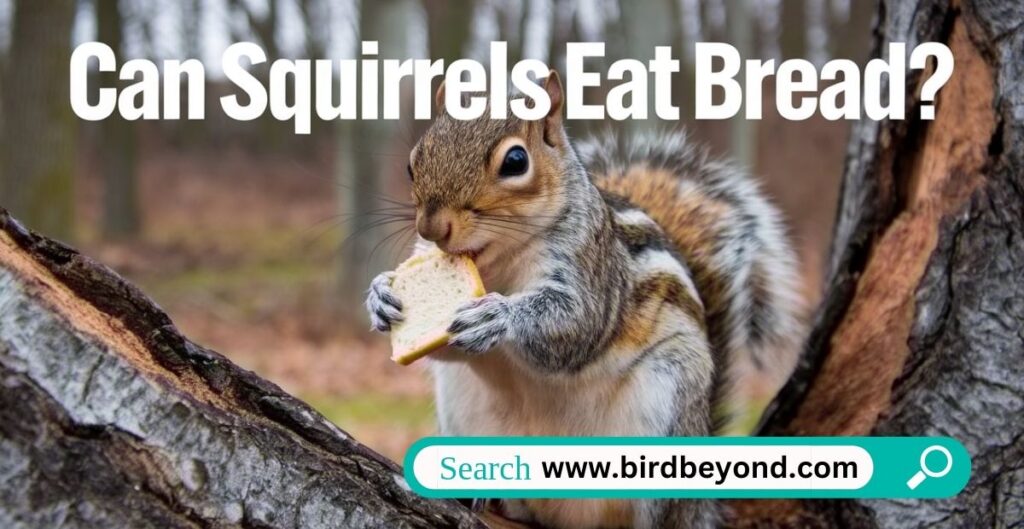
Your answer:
[734,0,1024,527]
[0,210,485,529]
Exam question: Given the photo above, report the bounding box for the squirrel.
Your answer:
[365,71,805,529]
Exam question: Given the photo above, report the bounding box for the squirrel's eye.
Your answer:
[499,146,529,178]
[407,164,414,182]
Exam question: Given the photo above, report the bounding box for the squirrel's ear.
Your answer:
[435,80,446,113]
[543,70,565,146]
[544,70,563,118]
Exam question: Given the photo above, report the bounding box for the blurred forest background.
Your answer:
[0,0,871,461]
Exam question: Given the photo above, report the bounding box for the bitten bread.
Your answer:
[389,250,485,365]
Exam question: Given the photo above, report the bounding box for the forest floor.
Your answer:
[75,113,845,462]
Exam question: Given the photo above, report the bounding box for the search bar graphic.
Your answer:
[403,437,970,499]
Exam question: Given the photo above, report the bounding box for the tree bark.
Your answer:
[0,209,485,529]
[732,0,1024,527]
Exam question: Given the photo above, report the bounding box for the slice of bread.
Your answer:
[389,249,485,365]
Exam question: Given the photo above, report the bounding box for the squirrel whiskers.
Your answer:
[366,72,805,529]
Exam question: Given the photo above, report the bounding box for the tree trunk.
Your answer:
[336,0,421,309]
[779,0,807,59]
[619,0,673,135]
[424,0,476,66]
[727,0,757,169]
[97,0,141,240]
[732,0,1024,527]
[0,209,486,529]
[0,0,76,242]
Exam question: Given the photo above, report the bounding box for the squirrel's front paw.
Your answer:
[365,271,403,332]
[447,293,512,353]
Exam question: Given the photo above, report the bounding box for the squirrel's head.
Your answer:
[408,71,571,271]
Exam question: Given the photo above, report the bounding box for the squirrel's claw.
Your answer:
[447,293,511,353]
[366,271,403,332]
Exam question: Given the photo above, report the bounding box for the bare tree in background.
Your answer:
[780,0,807,59]
[727,0,756,170]
[227,0,280,60]
[335,0,479,309]
[619,0,673,135]
[424,0,475,66]
[0,0,76,242]
[227,0,294,147]
[97,0,140,240]
[296,0,330,59]
[832,0,873,61]
[336,0,427,308]
[180,0,203,61]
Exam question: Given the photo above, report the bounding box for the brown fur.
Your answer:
[514,499,632,529]
[612,272,707,349]
[596,167,734,349]
[408,82,570,275]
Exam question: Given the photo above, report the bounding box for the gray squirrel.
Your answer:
[365,72,805,529]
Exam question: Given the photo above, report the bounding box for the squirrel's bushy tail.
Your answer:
[579,131,807,434]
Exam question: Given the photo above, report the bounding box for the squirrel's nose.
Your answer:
[417,212,453,244]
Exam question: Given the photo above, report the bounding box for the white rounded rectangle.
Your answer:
[412,444,873,491]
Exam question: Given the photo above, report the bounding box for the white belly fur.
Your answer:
[429,348,676,529]
[431,347,674,437]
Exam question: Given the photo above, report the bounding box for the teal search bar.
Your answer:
[403,436,970,499]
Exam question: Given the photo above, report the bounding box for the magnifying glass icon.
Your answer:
[906,445,953,489]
